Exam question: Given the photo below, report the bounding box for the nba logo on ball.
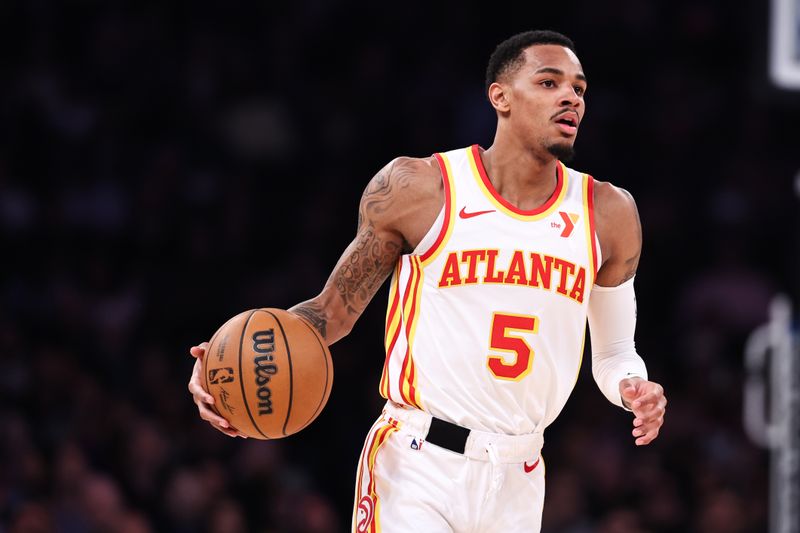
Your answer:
[208,367,234,384]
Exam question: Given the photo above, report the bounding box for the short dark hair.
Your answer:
[485,30,576,93]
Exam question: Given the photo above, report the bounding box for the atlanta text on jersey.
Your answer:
[436,249,588,304]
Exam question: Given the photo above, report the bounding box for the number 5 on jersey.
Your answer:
[487,312,539,380]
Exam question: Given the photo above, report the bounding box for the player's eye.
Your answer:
[574,86,585,96]
[540,79,556,88]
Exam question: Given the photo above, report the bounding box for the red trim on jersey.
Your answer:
[418,153,453,262]
[471,144,564,216]
[396,258,418,405]
[397,257,423,407]
[406,362,418,407]
[380,263,402,398]
[587,175,599,279]
[382,322,402,400]
[383,263,401,347]
[404,257,424,407]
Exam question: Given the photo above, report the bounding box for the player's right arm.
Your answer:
[188,156,442,436]
[288,159,412,344]
[286,155,443,341]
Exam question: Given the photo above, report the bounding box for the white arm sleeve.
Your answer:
[587,276,648,408]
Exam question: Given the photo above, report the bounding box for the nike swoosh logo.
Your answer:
[459,207,495,219]
[524,458,540,473]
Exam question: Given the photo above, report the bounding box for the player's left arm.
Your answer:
[590,180,667,446]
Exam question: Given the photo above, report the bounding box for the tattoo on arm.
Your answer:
[333,161,408,315]
[291,300,328,339]
[359,163,394,219]
[290,159,413,342]
[618,249,640,284]
[333,227,401,315]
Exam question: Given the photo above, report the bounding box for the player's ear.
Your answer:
[488,82,511,113]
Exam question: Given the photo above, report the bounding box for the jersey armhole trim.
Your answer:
[418,152,456,265]
[584,174,600,285]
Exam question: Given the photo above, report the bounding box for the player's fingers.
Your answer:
[186,350,244,438]
[188,380,214,405]
[632,416,664,444]
[189,342,209,359]
[634,425,661,445]
[209,421,243,438]
[631,386,665,409]
[632,418,662,436]
[213,423,248,438]
[196,401,232,429]
[635,396,667,423]
[201,411,248,438]
[632,412,663,427]
[636,398,666,422]
[188,360,214,404]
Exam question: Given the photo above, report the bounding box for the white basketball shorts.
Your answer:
[352,401,546,532]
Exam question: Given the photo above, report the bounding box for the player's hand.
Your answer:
[188,342,248,438]
[619,376,666,446]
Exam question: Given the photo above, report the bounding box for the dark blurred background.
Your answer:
[1,1,797,532]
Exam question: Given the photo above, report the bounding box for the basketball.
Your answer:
[202,308,333,439]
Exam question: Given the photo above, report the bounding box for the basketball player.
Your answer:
[188,30,667,532]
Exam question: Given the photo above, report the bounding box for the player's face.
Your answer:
[504,44,587,159]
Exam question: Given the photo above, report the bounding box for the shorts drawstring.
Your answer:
[484,441,505,498]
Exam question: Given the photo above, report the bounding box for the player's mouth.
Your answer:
[553,112,579,135]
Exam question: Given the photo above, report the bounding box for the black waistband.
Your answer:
[426,416,471,454]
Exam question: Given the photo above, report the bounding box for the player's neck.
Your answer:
[480,141,560,211]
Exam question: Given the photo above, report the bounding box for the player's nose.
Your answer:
[559,86,582,108]
[559,91,581,108]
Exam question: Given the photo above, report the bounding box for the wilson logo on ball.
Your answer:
[252,329,278,415]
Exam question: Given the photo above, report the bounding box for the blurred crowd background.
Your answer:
[1,1,797,532]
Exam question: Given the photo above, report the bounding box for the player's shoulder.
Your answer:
[360,155,445,241]
[361,154,443,210]
[586,175,643,273]
[589,176,638,219]
[364,155,442,202]
[387,155,441,187]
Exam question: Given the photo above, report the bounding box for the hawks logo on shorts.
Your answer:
[356,495,375,532]
[352,417,401,532]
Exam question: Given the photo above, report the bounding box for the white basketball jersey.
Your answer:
[379,145,601,435]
